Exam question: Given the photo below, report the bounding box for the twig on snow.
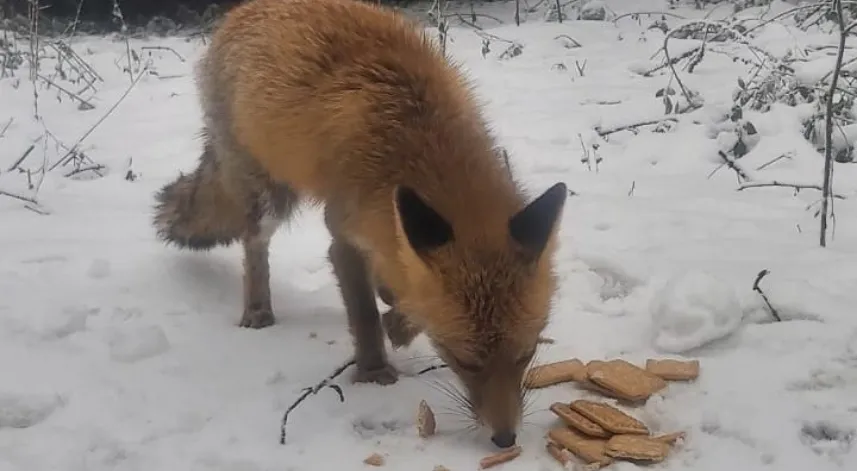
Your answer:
[7,138,40,172]
[738,181,846,199]
[595,117,677,137]
[554,34,582,48]
[36,73,96,110]
[49,66,147,171]
[0,118,12,138]
[717,150,750,182]
[279,359,450,445]
[612,11,688,23]
[279,359,354,445]
[0,189,38,204]
[752,269,781,322]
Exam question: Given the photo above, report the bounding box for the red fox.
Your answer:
[153,0,567,448]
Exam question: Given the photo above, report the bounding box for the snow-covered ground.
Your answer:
[2,1,857,470]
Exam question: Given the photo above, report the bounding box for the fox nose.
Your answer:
[490,430,517,448]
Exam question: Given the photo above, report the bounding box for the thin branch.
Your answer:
[49,67,147,171]
[752,269,781,322]
[612,11,687,23]
[279,359,450,445]
[279,359,354,445]
[718,150,750,182]
[0,118,12,138]
[595,117,677,137]
[0,189,38,204]
[737,181,846,199]
[820,2,857,247]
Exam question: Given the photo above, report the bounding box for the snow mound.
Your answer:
[0,392,64,429]
[650,270,744,353]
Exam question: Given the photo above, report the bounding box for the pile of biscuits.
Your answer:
[399,358,698,470]
[527,358,699,468]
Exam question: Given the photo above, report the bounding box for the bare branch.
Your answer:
[50,67,147,171]
[752,269,781,322]
[738,181,847,199]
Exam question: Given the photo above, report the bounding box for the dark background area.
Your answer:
[0,0,442,32]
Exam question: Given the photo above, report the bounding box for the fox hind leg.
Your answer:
[240,182,297,328]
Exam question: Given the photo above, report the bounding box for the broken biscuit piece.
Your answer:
[605,434,670,463]
[587,359,667,402]
[646,359,700,381]
[569,400,649,435]
[417,400,436,438]
[479,445,522,469]
[549,402,611,438]
[524,359,585,388]
[545,440,573,466]
[654,431,686,445]
[548,427,613,466]
[363,453,385,467]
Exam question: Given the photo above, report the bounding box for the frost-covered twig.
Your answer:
[35,73,95,109]
[595,117,677,137]
[718,150,750,182]
[0,118,12,138]
[738,181,846,199]
[0,189,38,204]
[752,269,781,323]
[279,358,450,444]
[279,359,354,445]
[612,11,687,23]
[49,66,147,171]
[7,139,40,172]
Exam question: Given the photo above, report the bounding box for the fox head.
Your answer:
[392,182,567,448]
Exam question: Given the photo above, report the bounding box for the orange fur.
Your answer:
[154,0,567,447]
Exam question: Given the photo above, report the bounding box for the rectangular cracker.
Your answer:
[547,427,613,466]
[605,434,670,462]
[569,400,649,435]
[646,359,700,381]
[587,360,667,402]
[524,359,585,388]
[550,402,611,438]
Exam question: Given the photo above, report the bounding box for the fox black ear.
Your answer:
[394,186,453,254]
[509,182,567,258]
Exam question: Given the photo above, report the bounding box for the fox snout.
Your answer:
[471,371,524,449]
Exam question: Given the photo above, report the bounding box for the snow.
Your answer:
[2,0,857,470]
[649,270,744,353]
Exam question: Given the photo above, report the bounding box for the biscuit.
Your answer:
[549,402,611,438]
[545,440,573,466]
[479,445,522,469]
[417,400,436,438]
[587,360,667,402]
[646,359,700,381]
[605,434,670,462]
[363,453,385,466]
[547,427,613,466]
[569,400,649,435]
[524,359,585,388]
[654,431,686,445]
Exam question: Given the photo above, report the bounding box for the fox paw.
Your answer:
[353,363,399,385]
[240,307,275,329]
